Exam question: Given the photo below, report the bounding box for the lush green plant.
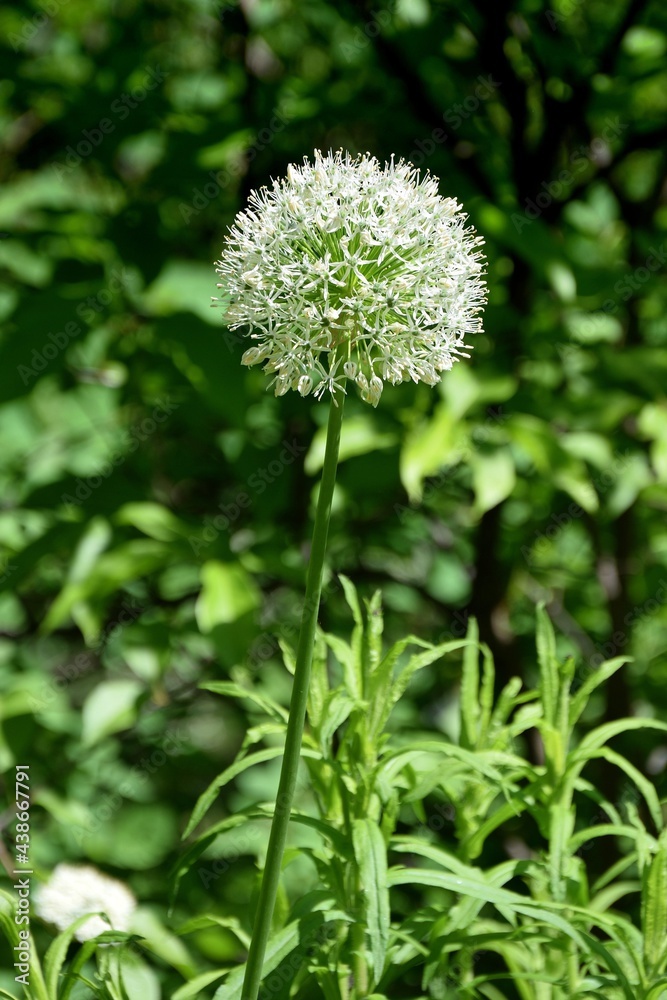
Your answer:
[1,583,666,997]
[0,892,191,1000]
[166,583,667,999]
[2,1,667,997]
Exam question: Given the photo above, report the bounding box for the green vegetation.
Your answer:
[1,0,666,997]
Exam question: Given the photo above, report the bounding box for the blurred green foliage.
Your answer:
[1,0,667,994]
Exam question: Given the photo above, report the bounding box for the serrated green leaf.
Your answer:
[460,617,480,749]
[363,589,384,682]
[352,819,390,985]
[389,640,473,724]
[44,914,99,998]
[642,833,667,975]
[387,868,634,998]
[315,688,356,754]
[536,604,559,728]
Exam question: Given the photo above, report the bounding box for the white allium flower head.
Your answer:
[35,863,136,942]
[213,150,487,406]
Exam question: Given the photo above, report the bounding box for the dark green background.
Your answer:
[1,0,667,990]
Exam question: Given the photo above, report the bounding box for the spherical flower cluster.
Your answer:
[35,864,136,942]
[214,150,487,406]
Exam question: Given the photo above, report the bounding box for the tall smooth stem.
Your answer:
[241,390,345,1000]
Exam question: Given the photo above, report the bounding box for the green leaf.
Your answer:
[195,560,260,631]
[568,745,664,831]
[183,746,320,838]
[44,914,99,997]
[130,907,195,977]
[400,402,466,502]
[389,640,473,720]
[315,688,357,753]
[387,868,634,998]
[305,415,396,474]
[119,949,161,1000]
[352,819,390,985]
[114,502,190,541]
[308,632,330,729]
[322,632,359,699]
[81,679,143,745]
[65,516,112,584]
[460,617,480,749]
[568,823,642,853]
[212,916,326,1000]
[380,740,506,786]
[642,832,667,975]
[172,970,226,1000]
[0,893,49,1000]
[536,604,559,728]
[84,803,178,870]
[177,914,251,948]
[577,717,667,755]
[170,813,254,905]
[363,588,384,680]
[200,681,289,723]
[569,657,630,729]
[471,449,516,515]
[366,634,432,731]
[141,259,221,324]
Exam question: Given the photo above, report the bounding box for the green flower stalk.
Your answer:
[213,149,487,999]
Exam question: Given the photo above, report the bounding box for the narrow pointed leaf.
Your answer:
[460,616,480,749]
[536,604,559,727]
[352,819,390,985]
[642,832,667,975]
[183,746,320,838]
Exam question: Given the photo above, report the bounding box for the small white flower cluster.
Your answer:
[35,863,136,942]
[214,150,487,406]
